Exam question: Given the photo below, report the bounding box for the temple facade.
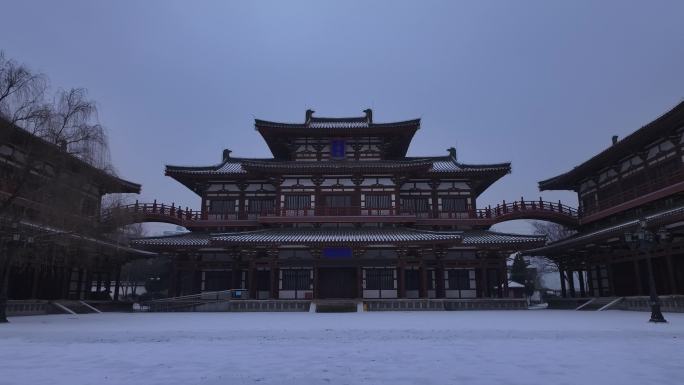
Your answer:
[132,109,566,301]
[527,102,684,299]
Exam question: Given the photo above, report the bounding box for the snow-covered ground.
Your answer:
[1,311,683,385]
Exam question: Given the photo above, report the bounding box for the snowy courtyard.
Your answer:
[1,311,683,385]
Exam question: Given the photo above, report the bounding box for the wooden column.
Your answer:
[248,257,257,300]
[633,259,644,295]
[113,265,122,301]
[419,262,428,298]
[501,257,508,298]
[104,271,112,299]
[397,263,405,298]
[77,268,85,299]
[357,265,363,299]
[83,269,93,300]
[268,249,279,299]
[310,248,321,299]
[578,270,586,297]
[434,248,446,298]
[31,266,41,299]
[586,267,594,296]
[61,267,70,299]
[665,253,678,294]
[237,181,247,218]
[559,263,567,298]
[481,267,490,298]
[607,263,616,296]
[397,249,407,298]
[430,180,439,219]
[231,254,240,290]
[168,259,178,298]
[567,269,576,298]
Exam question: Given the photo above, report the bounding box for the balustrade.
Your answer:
[582,166,684,217]
[100,197,578,226]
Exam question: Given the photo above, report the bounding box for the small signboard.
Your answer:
[330,139,346,159]
[323,247,353,259]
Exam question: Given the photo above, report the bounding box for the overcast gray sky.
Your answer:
[1,0,683,234]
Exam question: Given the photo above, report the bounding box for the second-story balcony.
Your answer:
[258,206,419,223]
[103,198,579,229]
[580,165,684,224]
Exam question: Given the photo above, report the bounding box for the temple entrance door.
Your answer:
[256,270,271,299]
[318,268,358,299]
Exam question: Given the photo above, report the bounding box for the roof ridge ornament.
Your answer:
[447,147,457,161]
[305,109,315,124]
[363,108,373,123]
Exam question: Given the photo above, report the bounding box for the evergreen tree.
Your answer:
[510,253,529,286]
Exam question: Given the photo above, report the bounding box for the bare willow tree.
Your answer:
[0,51,49,130]
[529,221,577,275]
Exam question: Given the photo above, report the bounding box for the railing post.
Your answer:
[134,200,139,212]
[152,199,157,213]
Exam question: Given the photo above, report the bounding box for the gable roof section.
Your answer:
[0,117,141,194]
[165,155,511,196]
[255,113,421,159]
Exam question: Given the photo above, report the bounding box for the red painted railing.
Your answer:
[581,167,684,217]
[101,197,578,227]
[102,200,205,224]
[438,198,578,221]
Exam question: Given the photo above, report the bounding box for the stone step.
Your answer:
[315,300,358,313]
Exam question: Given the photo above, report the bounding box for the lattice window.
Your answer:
[365,268,396,290]
[281,269,311,290]
[284,194,311,209]
[400,197,430,213]
[248,198,275,214]
[365,194,392,209]
[441,197,467,212]
[208,200,235,214]
[445,269,472,290]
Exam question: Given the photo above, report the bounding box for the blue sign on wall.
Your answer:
[331,139,346,159]
[323,247,353,259]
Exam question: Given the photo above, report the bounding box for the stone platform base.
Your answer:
[547,295,684,313]
[365,298,527,311]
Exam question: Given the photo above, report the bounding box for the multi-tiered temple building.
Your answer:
[133,110,574,301]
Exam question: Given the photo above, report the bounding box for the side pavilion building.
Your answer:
[131,110,577,302]
[526,102,684,300]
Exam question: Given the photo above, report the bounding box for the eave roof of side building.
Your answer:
[538,100,684,191]
[0,116,141,194]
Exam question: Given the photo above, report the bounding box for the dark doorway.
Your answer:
[318,268,358,299]
[256,270,271,297]
[405,269,421,291]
